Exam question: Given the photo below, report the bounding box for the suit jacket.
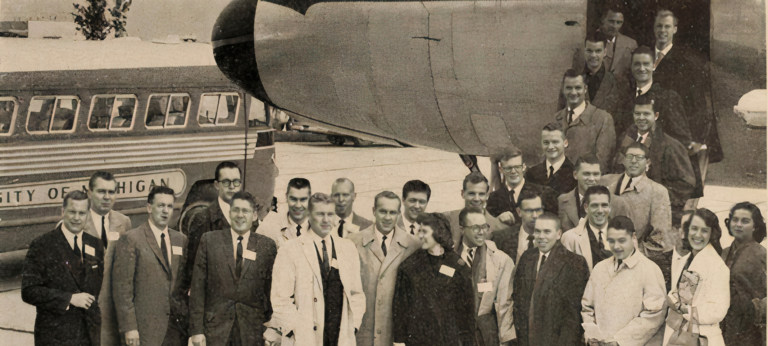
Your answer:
[557,65,623,121]
[456,240,516,344]
[607,175,674,253]
[555,104,616,171]
[487,181,558,224]
[525,158,578,196]
[337,212,374,238]
[185,199,244,289]
[269,232,365,346]
[189,230,277,346]
[721,241,767,346]
[613,125,696,208]
[392,250,476,346]
[561,218,617,271]
[83,211,131,346]
[488,222,523,264]
[512,242,589,346]
[605,33,638,88]
[257,212,302,249]
[444,209,511,252]
[22,227,105,346]
[348,226,420,346]
[112,222,190,346]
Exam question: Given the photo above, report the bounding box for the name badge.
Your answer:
[439,265,455,277]
[243,249,257,261]
[172,246,183,256]
[84,244,95,257]
[107,232,120,241]
[331,259,339,269]
[477,282,493,292]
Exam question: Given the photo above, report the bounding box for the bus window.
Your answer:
[198,93,240,126]
[88,95,137,131]
[0,98,17,135]
[27,96,79,134]
[146,94,190,129]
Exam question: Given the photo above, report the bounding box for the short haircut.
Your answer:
[462,171,489,192]
[584,185,611,205]
[634,93,656,112]
[517,189,542,208]
[601,2,626,19]
[402,180,431,201]
[215,161,241,181]
[655,9,678,26]
[308,192,333,212]
[682,208,723,255]
[622,141,650,156]
[631,46,655,61]
[332,178,355,193]
[574,153,601,172]
[726,202,767,243]
[607,215,635,235]
[459,206,485,227]
[416,212,454,250]
[231,191,258,211]
[63,190,90,209]
[536,211,561,231]
[495,146,523,163]
[585,31,608,48]
[286,177,311,195]
[561,68,585,87]
[89,171,116,191]
[374,191,401,210]
[542,122,566,139]
[148,186,176,204]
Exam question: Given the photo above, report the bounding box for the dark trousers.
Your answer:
[227,316,242,346]
[322,267,344,346]
[161,314,188,346]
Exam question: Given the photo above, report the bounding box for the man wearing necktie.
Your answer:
[269,193,365,346]
[258,178,312,249]
[113,186,190,346]
[490,190,544,265]
[581,216,667,346]
[396,180,431,236]
[189,191,277,346]
[561,185,615,272]
[595,5,637,91]
[557,154,605,232]
[331,178,373,238]
[512,212,589,346]
[524,122,578,196]
[22,191,105,346]
[84,171,132,346]
[349,191,420,346]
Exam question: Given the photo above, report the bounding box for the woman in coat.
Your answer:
[721,202,767,346]
[392,212,476,346]
[663,208,730,346]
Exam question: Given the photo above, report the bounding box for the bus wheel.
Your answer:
[328,135,346,146]
[352,137,373,147]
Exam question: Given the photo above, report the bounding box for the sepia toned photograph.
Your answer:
[0,0,766,345]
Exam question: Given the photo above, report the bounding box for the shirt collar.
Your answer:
[461,242,478,262]
[547,156,566,176]
[309,228,331,249]
[148,219,168,235]
[637,130,650,144]
[287,213,308,233]
[231,228,251,251]
[655,43,673,58]
[615,248,639,269]
[218,197,232,225]
[336,212,354,225]
[61,224,83,251]
[637,81,653,96]
[622,173,644,192]
[90,209,109,230]
[568,101,587,123]
[375,227,395,248]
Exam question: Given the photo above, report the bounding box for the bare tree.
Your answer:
[72,0,131,40]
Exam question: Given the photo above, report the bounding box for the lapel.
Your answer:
[211,201,230,231]
[396,214,406,231]
[565,188,579,225]
[219,229,237,281]
[533,244,568,296]
[141,223,171,276]
[108,211,125,233]
[647,128,666,179]
[380,229,409,275]
[593,70,615,105]
[363,227,387,263]
[53,227,85,289]
[577,222,594,269]
[169,230,183,284]
[300,233,324,284]
[240,232,260,281]
[84,213,99,239]
[577,104,596,127]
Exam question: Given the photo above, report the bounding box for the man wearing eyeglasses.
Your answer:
[613,95,695,229]
[490,190,545,264]
[456,207,516,346]
[444,172,511,251]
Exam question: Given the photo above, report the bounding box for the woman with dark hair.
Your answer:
[721,202,767,346]
[392,212,476,346]
[663,208,730,346]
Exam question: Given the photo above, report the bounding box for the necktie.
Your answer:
[636,88,642,97]
[409,224,415,235]
[296,224,301,237]
[381,235,388,257]
[527,234,535,249]
[236,236,243,279]
[337,220,345,238]
[101,215,108,249]
[567,108,574,124]
[636,134,643,142]
[654,52,664,69]
[467,248,474,267]
[73,235,82,260]
[623,177,633,194]
[321,240,330,275]
[539,254,547,272]
[616,259,623,271]
[549,165,555,179]
[160,233,171,280]
[576,192,585,219]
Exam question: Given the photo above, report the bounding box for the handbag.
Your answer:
[667,307,708,346]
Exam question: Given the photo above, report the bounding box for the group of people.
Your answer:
[18,4,767,346]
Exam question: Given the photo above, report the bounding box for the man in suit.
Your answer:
[185,161,246,282]
[348,191,420,346]
[396,180,431,236]
[561,185,614,272]
[558,154,602,231]
[456,207,516,346]
[113,186,190,346]
[331,178,373,238]
[85,171,132,346]
[190,191,277,346]
[490,190,544,264]
[22,191,105,346]
[512,212,589,346]
[525,122,578,195]
[444,172,511,250]
[614,95,696,227]
[564,32,624,121]
[581,216,667,346]
[268,193,365,346]
[257,178,311,249]
[555,68,616,170]
[597,5,637,89]
[608,142,676,258]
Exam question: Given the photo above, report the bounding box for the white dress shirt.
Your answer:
[335,213,360,236]
[460,244,478,267]
[547,155,566,177]
[149,220,172,265]
[588,222,611,252]
[375,226,395,253]
[567,101,587,124]
[231,229,251,260]
[287,214,308,238]
[218,197,232,226]
[61,224,84,256]
[537,250,550,275]
[506,178,526,203]
[636,81,653,96]
[636,130,650,144]
[401,216,420,235]
[621,174,644,194]
[90,209,110,239]
[517,225,533,264]
[655,44,673,63]
[309,230,332,264]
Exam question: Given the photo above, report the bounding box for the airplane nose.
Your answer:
[212,0,272,104]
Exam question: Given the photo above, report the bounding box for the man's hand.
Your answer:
[191,334,206,346]
[264,328,281,346]
[69,292,95,309]
[124,330,139,346]
[498,211,516,225]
